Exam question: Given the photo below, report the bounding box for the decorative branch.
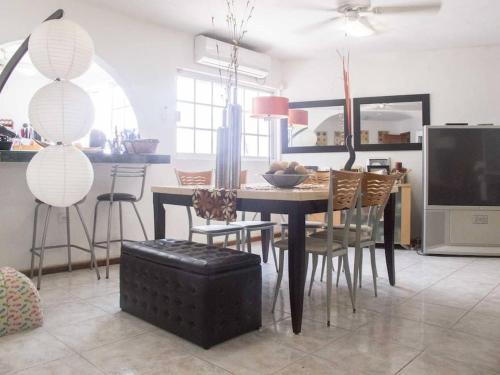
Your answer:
[338,50,351,134]
[212,0,255,111]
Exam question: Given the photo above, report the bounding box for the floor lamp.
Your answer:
[288,109,309,146]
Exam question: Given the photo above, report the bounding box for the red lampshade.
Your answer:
[251,96,289,119]
[288,109,308,127]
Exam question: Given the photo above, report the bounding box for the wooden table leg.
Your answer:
[260,212,271,263]
[287,211,306,334]
[384,193,396,286]
[153,193,166,240]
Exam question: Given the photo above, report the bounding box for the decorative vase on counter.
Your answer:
[215,88,242,189]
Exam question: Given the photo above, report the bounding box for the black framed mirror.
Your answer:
[353,94,430,151]
[281,99,348,154]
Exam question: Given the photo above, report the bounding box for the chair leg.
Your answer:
[320,255,326,282]
[236,231,241,251]
[343,253,356,313]
[91,201,101,269]
[65,207,72,272]
[326,252,332,326]
[246,231,252,253]
[359,248,363,288]
[30,203,41,279]
[353,244,361,307]
[131,202,148,240]
[336,256,342,287]
[119,202,124,247]
[370,245,378,297]
[270,229,278,273]
[207,235,213,246]
[74,204,101,280]
[223,234,229,248]
[105,202,113,279]
[308,254,318,297]
[37,206,52,290]
[271,248,285,313]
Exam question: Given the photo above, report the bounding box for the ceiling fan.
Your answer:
[301,0,442,37]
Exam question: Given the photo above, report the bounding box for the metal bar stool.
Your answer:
[30,198,100,290]
[92,165,149,279]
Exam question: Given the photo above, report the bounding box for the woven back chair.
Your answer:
[361,172,398,233]
[175,169,213,186]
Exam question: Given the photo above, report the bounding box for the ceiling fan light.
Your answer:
[343,19,374,37]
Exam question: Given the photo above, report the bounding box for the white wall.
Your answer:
[0,0,282,270]
[281,45,500,239]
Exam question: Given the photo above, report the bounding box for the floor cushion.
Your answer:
[0,267,43,337]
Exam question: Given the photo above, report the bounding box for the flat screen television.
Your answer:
[427,127,500,206]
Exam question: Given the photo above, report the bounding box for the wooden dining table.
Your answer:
[151,184,398,334]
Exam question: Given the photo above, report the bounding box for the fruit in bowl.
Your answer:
[263,161,309,188]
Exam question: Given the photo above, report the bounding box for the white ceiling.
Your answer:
[82,0,500,59]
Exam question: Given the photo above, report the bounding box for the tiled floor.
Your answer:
[2,246,500,374]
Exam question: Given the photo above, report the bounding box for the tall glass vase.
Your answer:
[215,96,242,189]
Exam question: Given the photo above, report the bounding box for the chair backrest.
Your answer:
[308,170,330,185]
[110,165,148,202]
[361,172,398,236]
[175,169,213,186]
[326,170,363,248]
[362,172,398,208]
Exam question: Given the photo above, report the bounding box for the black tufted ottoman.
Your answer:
[120,239,262,349]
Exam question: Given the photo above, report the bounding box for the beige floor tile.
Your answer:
[49,312,153,351]
[13,354,103,375]
[453,310,500,341]
[82,331,229,374]
[67,279,120,300]
[38,287,79,308]
[256,317,349,353]
[315,331,420,375]
[301,303,380,331]
[399,352,497,375]
[426,330,500,371]
[42,301,108,328]
[192,332,306,375]
[85,292,122,314]
[390,299,467,328]
[0,329,73,374]
[274,355,368,375]
[356,315,448,350]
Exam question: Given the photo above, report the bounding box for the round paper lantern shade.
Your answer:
[251,96,289,119]
[29,81,94,144]
[26,145,94,208]
[28,19,94,80]
[288,109,308,127]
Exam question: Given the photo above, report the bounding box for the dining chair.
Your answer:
[231,170,278,270]
[317,172,398,297]
[175,169,243,248]
[92,164,149,279]
[272,170,362,325]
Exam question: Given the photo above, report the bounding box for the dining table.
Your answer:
[151,183,398,334]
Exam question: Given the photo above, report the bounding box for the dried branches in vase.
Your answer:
[338,50,355,171]
[212,0,255,189]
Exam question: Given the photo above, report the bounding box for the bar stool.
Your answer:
[30,198,100,290]
[92,165,149,279]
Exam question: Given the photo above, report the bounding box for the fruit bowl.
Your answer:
[262,173,308,188]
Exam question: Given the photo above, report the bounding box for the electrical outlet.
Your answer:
[472,215,488,224]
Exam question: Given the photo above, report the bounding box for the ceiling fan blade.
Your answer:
[358,16,377,33]
[297,16,343,34]
[371,3,441,14]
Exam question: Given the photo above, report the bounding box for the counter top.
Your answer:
[0,150,170,164]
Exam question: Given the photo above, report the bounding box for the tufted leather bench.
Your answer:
[120,239,262,349]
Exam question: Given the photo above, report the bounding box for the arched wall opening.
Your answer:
[0,40,138,148]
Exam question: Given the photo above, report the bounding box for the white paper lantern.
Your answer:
[26,145,94,207]
[29,81,94,144]
[28,19,94,80]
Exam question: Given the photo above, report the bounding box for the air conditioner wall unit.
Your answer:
[194,35,271,79]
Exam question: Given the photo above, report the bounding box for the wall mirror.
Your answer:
[353,94,430,151]
[281,99,347,154]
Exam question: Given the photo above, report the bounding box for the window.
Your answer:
[176,74,272,157]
